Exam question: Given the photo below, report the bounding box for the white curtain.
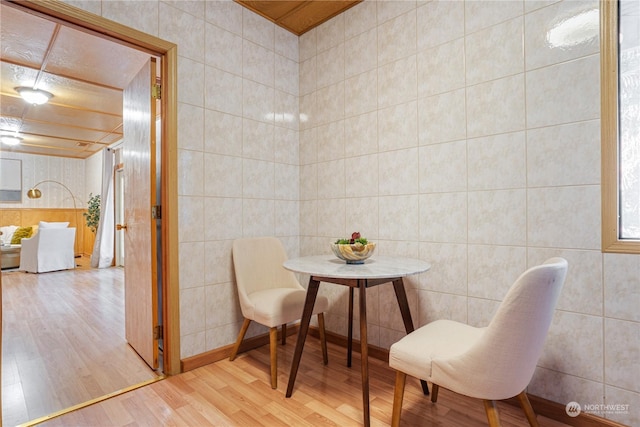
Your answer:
[91,148,114,268]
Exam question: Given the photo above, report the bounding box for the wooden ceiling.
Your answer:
[0,3,151,159]
[235,0,362,35]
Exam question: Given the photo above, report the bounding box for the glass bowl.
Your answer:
[330,241,376,264]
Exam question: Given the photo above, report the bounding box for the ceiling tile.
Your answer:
[0,5,56,69]
[46,26,150,90]
[0,62,40,95]
[25,104,122,135]
[20,120,114,143]
[38,71,122,115]
[0,94,28,120]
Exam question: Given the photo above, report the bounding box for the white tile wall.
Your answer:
[417,38,465,98]
[60,1,638,424]
[524,0,599,70]
[346,28,377,78]
[103,1,159,36]
[604,254,640,322]
[377,11,416,65]
[160,2,204,63]
[467,75,526,138]
[468,131,526,190]
[419,192,467,243]
[317,44,344,89]
[467,245,527,300]
[464,17,524,85]
[298,1,638,425]
[465,0,523,33]
[526,120,600,186]
[418,89,466,145]
[526,55,600,128]
[179,103,205,151]
[604,318,639,392]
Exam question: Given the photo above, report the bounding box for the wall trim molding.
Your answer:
[181,324,300,372]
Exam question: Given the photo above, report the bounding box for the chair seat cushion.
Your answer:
[389,319,485,381]
[247,288,329,328]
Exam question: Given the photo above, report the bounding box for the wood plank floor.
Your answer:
[41,336,572,427]
[1,259,159,426]
[2,262,575,427]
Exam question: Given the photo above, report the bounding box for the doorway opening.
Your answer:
[9,0,180,374]
[1,0,179,424]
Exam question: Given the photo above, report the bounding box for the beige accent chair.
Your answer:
[230,237,329,389]
[389,258,568,426]
[19,227,76,273]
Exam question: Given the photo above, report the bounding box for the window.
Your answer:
[601,0,640,253]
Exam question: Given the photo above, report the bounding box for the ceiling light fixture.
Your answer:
[0,135,22,146]
[16,87,53,105]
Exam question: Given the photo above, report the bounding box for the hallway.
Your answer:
[2,260,159,426]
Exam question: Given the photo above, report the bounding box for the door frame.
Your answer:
[114,163,125,267]
[14,0,181,375]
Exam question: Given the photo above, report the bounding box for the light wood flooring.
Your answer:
[1,258,159,426]
[41,335,572,426]
[2,262,574,427]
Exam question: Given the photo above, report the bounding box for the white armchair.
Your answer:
[19,227,76,273]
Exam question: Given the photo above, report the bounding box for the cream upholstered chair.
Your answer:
[389,258,568,427]
[229,237,329,389]
[19,227,76,273]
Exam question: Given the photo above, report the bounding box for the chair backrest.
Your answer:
[232,237,303,315]
[20,227,76,273]
[432,257,568,400]
[35,227,76,252]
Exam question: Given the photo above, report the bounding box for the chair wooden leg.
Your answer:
[317,313,328,365]
[483,400,502,427]
[269,327,278,389]
[229,318,251,361]
[391,371,407,427]
[430,383,439,403]
[281,323,286,345]
[517,391,539,427]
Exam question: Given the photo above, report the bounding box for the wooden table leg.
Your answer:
[392,278,429,396]
[286,278,320,397]
[359,279,370,427]
[347,286,354,367]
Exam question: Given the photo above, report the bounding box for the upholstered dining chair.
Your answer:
[389,258,568,427]
[230,237,329,389]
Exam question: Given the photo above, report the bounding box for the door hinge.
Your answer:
[152,84,161,99]
[152,205,161,219]
[154,325,163,340]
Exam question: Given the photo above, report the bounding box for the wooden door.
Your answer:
[122,58,159,369]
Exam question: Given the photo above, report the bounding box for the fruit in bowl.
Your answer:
[331,232,376,264]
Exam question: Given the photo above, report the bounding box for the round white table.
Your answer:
[283,255,431,427]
